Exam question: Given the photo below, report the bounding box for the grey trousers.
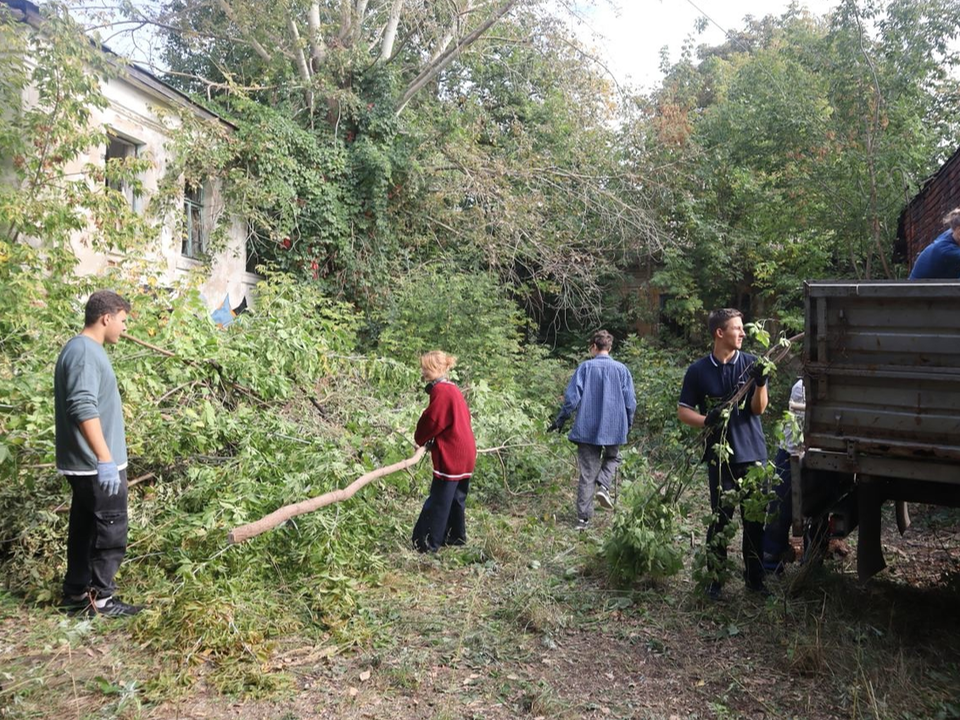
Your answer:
[576,444,621,520]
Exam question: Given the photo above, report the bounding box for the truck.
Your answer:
[794,280,960,580]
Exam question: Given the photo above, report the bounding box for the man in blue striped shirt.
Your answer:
[549,330,637,531]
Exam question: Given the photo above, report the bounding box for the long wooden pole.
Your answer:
[227,445,427,544]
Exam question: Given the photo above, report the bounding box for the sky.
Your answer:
[574,0,840,92]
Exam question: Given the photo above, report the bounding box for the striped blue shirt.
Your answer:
[555,354,637,446]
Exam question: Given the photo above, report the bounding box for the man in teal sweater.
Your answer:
[55,290,141,617]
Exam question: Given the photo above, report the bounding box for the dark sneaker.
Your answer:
[575,518,590,532]
[706,582,722,601]
[85,597,144,618]
[58,595,91,616]
[595,486,614,510]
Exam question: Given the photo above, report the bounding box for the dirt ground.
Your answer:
[3,493,960,720]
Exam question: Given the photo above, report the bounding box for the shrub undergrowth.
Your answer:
[0,267,566,693]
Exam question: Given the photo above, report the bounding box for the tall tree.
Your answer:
[401,9,663,326]
[68,0,661,324]
[77,0,525,119]
[636,0,960,333]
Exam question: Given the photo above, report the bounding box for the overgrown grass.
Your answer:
[3,491,960,718]
[3,278,959,718]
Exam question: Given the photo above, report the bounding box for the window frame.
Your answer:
[104,131,143,213]
[181,182,206,259]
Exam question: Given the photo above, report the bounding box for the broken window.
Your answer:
[105,133,142,212]
[182,183,205,258]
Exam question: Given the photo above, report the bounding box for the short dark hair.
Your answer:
[84,290,131,327]
[707,308,743,337]
[589,329,614,351]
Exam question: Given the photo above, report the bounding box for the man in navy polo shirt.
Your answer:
[678,308,769,599]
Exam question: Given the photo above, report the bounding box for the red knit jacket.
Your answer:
[415,380,476,480]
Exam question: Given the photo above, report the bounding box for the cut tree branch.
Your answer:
[227,445,428,543]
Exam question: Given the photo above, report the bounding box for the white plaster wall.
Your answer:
[21,51,255,311]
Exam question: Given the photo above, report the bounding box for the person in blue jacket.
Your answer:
[549,330,636,531]
[909,208,960,279]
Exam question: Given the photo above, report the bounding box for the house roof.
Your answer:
[3,0,236,129]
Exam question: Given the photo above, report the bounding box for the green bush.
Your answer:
[0,267,573,692]
[375,267,527,387]
[616,336,695,465]
[601,451,685,585]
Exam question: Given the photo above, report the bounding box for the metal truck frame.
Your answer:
[794,280,960,580]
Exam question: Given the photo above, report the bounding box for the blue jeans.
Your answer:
[762,448,793,572]
[762,448,831,571]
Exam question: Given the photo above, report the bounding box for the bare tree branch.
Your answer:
[213,0,272,62]
[396,0,520,114]
[428,0,474,65]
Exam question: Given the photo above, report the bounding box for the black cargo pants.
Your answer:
[62,470,129,598]
[706,461,765,589]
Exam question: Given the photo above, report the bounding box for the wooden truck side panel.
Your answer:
[799,281,960,579]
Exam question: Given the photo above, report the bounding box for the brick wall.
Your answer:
[899,147,960,263]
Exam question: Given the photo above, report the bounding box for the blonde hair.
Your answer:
[945,208,960,230]
[420,350,457,381]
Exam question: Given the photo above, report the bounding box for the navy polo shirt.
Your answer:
[679,350,767,465]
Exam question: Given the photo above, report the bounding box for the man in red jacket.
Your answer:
[412,351,477,552]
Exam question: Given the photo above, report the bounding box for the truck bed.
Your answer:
[804,281,960,485]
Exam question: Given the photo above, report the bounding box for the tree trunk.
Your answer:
[287,16,315,112]
[379,0,404,62]
[307,3,325,70]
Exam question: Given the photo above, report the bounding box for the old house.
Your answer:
[3,0,258,312]
[898,146,960,265]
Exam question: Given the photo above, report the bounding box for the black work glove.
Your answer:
[547,419,564,433]
[703,407,724,428]
[750,358,772,387]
